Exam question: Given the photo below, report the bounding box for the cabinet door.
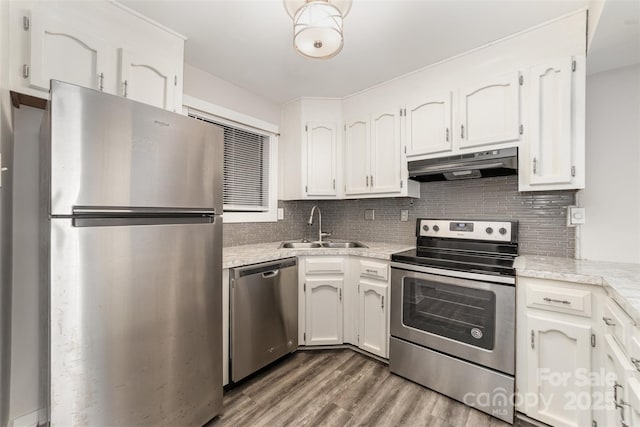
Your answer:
[406,93,452,156]
[344,118,371,195]
[527,58,573,186]
[603,334,634,427]
[305,277,343,345]
[628,377,640,427]
[306,122,337,196]
[119,48,177,111]
[370,110,402,194]
[357,281,387,358]
[526,314,592,427]
[459,71,521,149]
[28,10,108,92]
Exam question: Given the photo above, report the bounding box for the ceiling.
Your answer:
[121,0,590,104]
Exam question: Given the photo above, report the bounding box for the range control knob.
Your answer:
[499,227,508,235]
[485,227,493,235]
[422,225,429,232]
[433,225,440,232]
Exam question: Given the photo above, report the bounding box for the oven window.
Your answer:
[402,277,496,350]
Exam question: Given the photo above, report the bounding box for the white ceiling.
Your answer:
[121,0,590,104]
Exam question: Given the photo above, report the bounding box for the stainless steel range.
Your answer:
[389,218,518,424]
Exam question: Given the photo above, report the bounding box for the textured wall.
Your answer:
[224,176,576,258]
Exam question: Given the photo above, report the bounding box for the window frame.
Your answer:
[183,95,279,223]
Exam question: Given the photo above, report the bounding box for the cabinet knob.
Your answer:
[602,316,616,326]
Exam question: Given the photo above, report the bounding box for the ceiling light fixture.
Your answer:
[284,0,353,59]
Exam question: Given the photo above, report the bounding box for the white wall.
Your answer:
[578,64,640,263]
[183,63,281,125]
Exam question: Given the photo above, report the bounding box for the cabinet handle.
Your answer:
[532,157,537,174]
[530,330,535,349]
[603,316,616,326]
[445,128,449,142]
[366,176,369,187]
[339,288,342,301]
[543,297,571,305]
[98,72,104,92]
[332,179,336,190]
[370,175,374,187]
[631,357,640,372]
[614,381,623,402]
[460,124,465,139]
[381,295,384,310]
[123,80,128,98]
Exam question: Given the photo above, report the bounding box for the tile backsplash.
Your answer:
[223,175,576,258]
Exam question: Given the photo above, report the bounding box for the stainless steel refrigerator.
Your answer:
[41,80,223,426]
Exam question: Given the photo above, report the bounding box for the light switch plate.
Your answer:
[567,206,586,226]
[400,210,409,221]
[277,208,284,220]
[364,209,375,221]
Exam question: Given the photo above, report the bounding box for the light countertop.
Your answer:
[222,241,414,270]
[515,255,640,323]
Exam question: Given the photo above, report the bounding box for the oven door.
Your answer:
[390,264,515,375]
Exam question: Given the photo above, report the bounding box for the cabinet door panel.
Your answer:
[306,122,337,196]
[29,10,107,92]
[604,334,634,427]
[119,48,176,111]
[528,58,573,185]
[306,278,343,345]
[406,93,452,156]
[370,111,401,194]
[358,281,387,357]
[526,314,591,427]
[344,118,370,195]
[459,72,520,149]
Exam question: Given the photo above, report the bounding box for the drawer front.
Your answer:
[359,259,388,281]
[305,257,344,274]
[525,284,592,317]
[603,298,632,351]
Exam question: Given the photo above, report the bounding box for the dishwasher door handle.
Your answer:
[262,270,280,279]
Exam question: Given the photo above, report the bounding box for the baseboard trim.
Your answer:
[297,344,389,365]
[10,408,47,427]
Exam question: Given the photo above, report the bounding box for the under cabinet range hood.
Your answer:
[408,147,518,182]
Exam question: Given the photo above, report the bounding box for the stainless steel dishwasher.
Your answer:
[230,258,298,382]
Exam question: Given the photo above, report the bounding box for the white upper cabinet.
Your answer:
[519,56,586,191]
[306,122,338,196]
[458,71,521,149]
[119,48,179,111]
[344,118,370,195]
[27,10,108,92]
[370,110,402,194]
[405,92,453,157]
[10,1,185,111]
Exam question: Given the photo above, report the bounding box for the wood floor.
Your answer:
[206,349,512,427]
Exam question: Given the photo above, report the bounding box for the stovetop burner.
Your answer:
[392,218,519,277]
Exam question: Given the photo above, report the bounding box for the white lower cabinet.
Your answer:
[525,314,593,427]
[357,280,387,358]
[299,256,345,346]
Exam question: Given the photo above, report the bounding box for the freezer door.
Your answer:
[48,80,223,215]
[49,218,222,426]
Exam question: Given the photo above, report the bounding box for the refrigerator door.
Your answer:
[49,217,222,426]
[48,80,223,215]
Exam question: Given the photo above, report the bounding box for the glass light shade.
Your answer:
[284,0,352,18]
[293,1,344,59]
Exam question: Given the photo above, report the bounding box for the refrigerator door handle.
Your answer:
[72,206,218,216]
[72,214,217,228]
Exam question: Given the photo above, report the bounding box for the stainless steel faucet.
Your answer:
[308,205,331,242]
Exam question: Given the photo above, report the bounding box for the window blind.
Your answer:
[191,115,270,212]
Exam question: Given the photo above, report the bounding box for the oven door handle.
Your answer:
[390,262,515,285]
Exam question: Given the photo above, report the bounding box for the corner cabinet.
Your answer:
[344,109,418,198]
[519,56,586,191]
[9,2,185,111]
[299,257,345,346]
[279,98,343,200]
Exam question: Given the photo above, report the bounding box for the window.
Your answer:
[185,96,278,223]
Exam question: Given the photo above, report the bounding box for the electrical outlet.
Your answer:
[277,208,284,220]
[364,209,375,221]
[400,210,409,221]
[566,206,585,227]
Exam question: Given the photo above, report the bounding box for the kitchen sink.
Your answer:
[279,241,368,249]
